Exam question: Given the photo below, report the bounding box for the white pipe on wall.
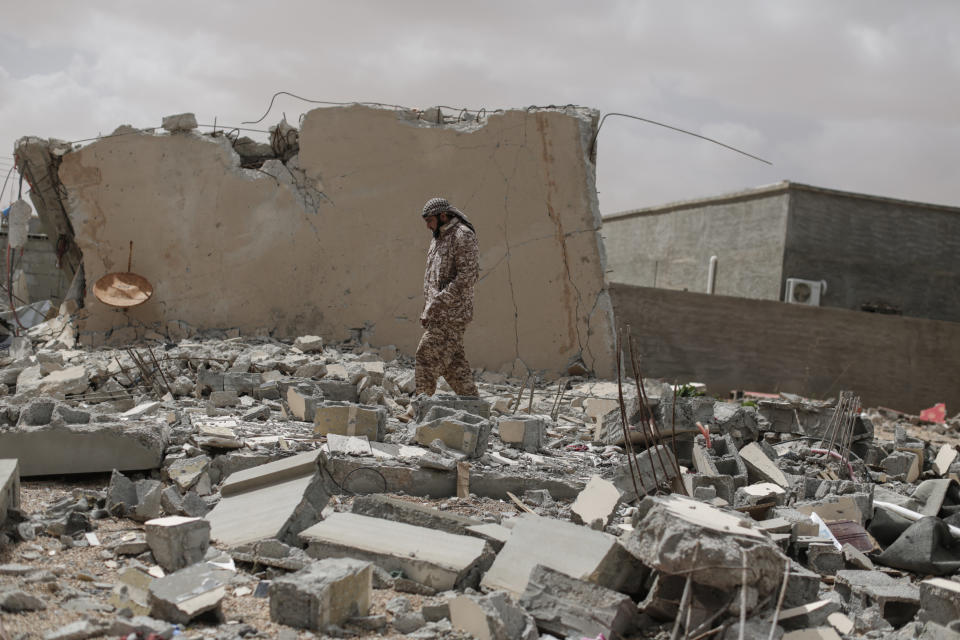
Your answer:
[707,255,718,294]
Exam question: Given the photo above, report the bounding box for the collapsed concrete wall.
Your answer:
[32,105,615,375]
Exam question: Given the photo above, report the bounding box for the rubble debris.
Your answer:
[518,564,637,638]
[299,512,493,591]
[449,590,539,640]
[481,512,646,596]
[148,561,232,624]
[268,557,372,630]
[206,452,329,547]
[145,515,211,572]
[314,401,387,441]
[0,323,958,640]
[0,459,20,528]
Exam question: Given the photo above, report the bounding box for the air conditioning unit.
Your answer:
[784,278,827,306]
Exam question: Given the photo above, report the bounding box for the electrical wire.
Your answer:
[591,112,773,165]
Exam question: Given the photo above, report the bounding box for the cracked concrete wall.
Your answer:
[56,105,615,376]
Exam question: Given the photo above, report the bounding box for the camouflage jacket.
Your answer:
[421,217,479,327]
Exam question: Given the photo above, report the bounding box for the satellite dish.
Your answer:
[93,241,153,308]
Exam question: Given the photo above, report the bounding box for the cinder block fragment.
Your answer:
[314,402,387,442]
[497,415,545,452]
[269,558,372,630]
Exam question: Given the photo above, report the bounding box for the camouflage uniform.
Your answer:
[416,200,480,396]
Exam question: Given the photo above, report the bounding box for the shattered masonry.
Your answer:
[16,104,616,377]
[0,321,958,638]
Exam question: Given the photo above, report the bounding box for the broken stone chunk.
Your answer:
[162,112,198,132]
[570,475,622,528]
[293,335,324,352]
[314,402,387,442]
[449,590,538,640]
[414,410,490,457]
[269,558,372,630]
[497,415,545,452]
[148,561,231,624]
[145,515,211,572]
[519,564,636,639]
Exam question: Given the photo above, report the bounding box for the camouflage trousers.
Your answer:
[415,322,479,396]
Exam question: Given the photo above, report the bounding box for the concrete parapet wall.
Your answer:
[55,105,615,375]
[610,283,960,413]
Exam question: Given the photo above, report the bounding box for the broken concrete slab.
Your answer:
[148,561,232,624]
[780,629,841,640]
[325,433,372,456]
[0,459,20,528]
[612,444,680,501]
[519,564,636,639]
[0,421,168,476]
[623,495,788,594]
[570,475,621,527]
[320,454,456,497]
[313,402,387,442]
[207,468,330,548]
[741,441,790,487]
[269,558,372,630]
[350,494,482,535]
[300,512,492,591]
[481,513,646,596]
[145,516,211,572]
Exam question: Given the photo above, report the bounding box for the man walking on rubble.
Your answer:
[414,197,480,398]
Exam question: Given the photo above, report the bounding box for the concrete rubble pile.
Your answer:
[0,314,959,640]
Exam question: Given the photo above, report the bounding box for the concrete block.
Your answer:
[570,475,622,527]
[37,365,89,396]
[740,441,790,487]
[482,513,646,596]
[415,411,491,457]
[796,495,865,526]
[194,423,241,449]
[806,542,844,575]
[449,591,538,640]
[208,390,238,408]
[293,335,324,352]
[612,444,680,501]
[316,379,358,403]
[223,372,261,394]
[287,385,322,422]
[326,433,372,456]
[351,494,481,535]
[834,570,920,627]
[0,459,20,528]
[161,112,198,132]
[882,450,921,481]
[0,422,168,477]
[497,415,545,452]
[148,562,232,624]
[918,578,960,626]
[314,402,387,442]
[207,460,330,547]
[145,516,210,572]
[932,445,958,477]
[519,564,636,639]
[269,558,371,630]
[449,591,539,640]
[300,512,492,591]
[624,495,788,594]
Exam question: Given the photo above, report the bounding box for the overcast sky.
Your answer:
[1,1,958,215]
